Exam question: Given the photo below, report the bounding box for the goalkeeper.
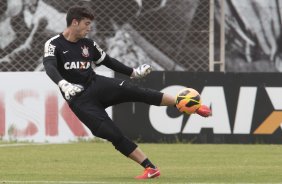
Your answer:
[43,5,211,179]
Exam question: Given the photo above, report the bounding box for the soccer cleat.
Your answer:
[135,167,160,179]
[196,105,212,117]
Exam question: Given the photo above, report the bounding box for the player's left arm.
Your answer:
[102,55,152,79]
[101,54,133,76]
[92,40,151,78]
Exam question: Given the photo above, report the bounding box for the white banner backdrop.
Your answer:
[0,71,113,142]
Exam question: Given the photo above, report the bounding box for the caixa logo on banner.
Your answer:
[149,85,282,135]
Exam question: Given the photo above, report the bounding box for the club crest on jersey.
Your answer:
[81,46,89,57]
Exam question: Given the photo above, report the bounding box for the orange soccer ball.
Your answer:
[176,88,202,114]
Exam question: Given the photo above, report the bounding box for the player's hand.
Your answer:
[58,79,84,100]
[131,64,152,79]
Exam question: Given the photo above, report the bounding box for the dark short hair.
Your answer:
[66,6,94,27]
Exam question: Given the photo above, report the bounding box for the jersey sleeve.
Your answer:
[92,41,106,65]
[44,37,57,59]
[43,38,63,84]
[102,54,133,76]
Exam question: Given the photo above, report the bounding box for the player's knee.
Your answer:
[94,120,137,156]
[112,136,137,156]
[94,120,121,142]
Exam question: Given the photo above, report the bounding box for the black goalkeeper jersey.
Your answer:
[43,33,106,86]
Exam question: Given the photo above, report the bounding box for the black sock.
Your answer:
[141,158,156,169]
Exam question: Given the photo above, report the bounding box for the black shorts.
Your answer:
[68,74,163,133]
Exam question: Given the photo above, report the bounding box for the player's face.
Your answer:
[74,18,92,39]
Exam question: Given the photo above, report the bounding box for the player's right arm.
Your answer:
[43,58,63,84]
[43,37,63,84]
[43,38,83,100]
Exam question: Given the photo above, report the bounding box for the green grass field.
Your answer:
[0,142,282,184]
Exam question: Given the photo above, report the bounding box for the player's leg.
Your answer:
[93,118,160,179]
[129,147,160,179]
[69,98,160,179]
[96,75,211,117]
[95,75,211,117]
[95,120,161,179]
[94,75,165,106]
[160,93,176,106]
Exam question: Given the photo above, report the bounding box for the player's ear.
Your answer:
[72,19,79,26]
